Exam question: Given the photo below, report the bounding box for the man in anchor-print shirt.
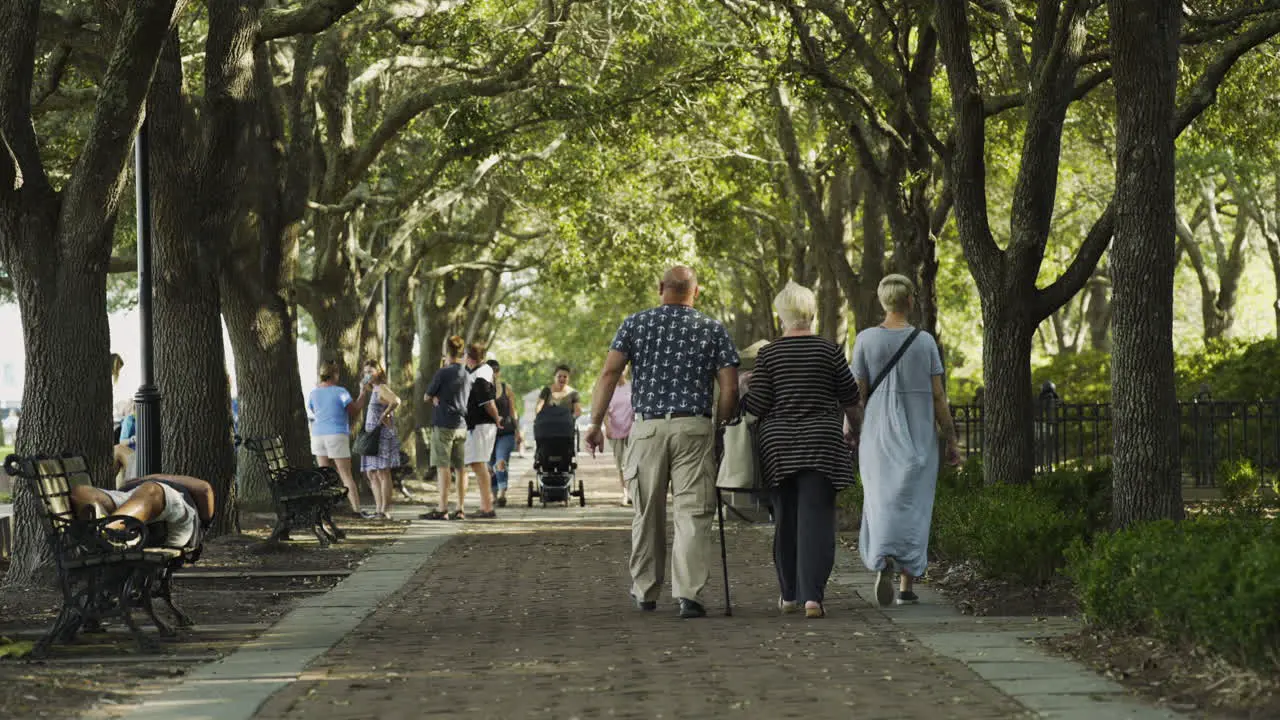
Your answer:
[585,266,739,619]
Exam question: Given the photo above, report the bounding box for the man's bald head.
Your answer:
[660,266,698,306]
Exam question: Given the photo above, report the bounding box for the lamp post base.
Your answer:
[134,385,162,477]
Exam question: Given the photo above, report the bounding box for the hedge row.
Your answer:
[1066,514,1280,672]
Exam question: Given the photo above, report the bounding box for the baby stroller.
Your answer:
[529,405,585,507]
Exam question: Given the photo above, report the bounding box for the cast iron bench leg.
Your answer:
[156,570,194,627]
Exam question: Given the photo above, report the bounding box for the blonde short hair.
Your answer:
[878,274,914,314]
[773,281,817,330]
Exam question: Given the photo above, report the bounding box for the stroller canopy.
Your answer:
[534,405,576,442]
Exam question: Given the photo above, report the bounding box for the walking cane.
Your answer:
[716,487,732,616]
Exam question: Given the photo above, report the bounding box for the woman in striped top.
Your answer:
[743,281,860,619]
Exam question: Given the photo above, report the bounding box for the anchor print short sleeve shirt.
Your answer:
[609,304,740,417]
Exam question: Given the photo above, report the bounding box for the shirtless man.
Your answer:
[70,475,215,549]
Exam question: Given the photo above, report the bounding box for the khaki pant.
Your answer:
[609,436,630,478]
[624,416,716,604]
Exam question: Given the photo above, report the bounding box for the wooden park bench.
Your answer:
[236,435,347,546]
[3,454,204,656]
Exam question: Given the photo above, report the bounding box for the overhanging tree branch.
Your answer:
[0,0,50,204]
[1033,202,1113,321]
[1174,11,1280,135]
[935,0,1003,294]
[258,0,364,42]
[356,135,564,295]
[1032,10,1280,321]
[59,0,184,260]
[780,4,911,158]
[343,0,574,190]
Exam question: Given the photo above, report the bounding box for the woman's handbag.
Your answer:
[352,427,381,456]
[716,412,760,492]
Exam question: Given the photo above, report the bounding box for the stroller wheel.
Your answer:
[527,480,535,508]
[578,480,586,507]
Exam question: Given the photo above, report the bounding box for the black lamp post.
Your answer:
[133,121,162,476]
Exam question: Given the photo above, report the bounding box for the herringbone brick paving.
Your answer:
[254,454,1029,720]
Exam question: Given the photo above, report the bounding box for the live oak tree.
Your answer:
[1173,175,1252,342]
[1234,163,1280,334]
[147,0,366,519]
[285,0,744,471]
[290,0,575,398]
[935,0,1280,486]
[0,0,185,585]
[1107,0,1183,527]
[719,0,952,336]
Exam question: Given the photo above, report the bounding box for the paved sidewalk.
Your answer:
[107,451,1179,720]
[252,454,1028,720]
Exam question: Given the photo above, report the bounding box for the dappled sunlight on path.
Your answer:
[252,453,1029,719]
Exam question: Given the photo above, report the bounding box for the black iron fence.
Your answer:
[950,384,1280,487]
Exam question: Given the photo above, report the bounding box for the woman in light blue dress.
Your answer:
[852,274,962,607]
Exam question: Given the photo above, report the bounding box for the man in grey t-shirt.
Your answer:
[422,339,473,520]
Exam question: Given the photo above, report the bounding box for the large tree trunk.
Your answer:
[148,0,257,537]
[1108,0,1184,527]
[214,27,321,508]
[222,273,311,507]
[817,266,842,342]
[305,288,364,395]
[1084,267,1113,352]
[388,268,418,469]
[7,263,116,586]
[1268,172,1280,336]
[856,183,887,330]
[886,199,941,336]
[412,280,447,474]
[979,306,1037,485]
[1268,230,1280,336]
[0,0,183,587]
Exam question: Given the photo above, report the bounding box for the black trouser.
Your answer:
[772,470,837,604]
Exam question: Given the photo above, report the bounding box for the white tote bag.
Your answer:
[716,412,760,492]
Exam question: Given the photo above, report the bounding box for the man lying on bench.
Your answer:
[70,475,215,550]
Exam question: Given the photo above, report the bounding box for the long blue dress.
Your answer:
[852,326,944,578]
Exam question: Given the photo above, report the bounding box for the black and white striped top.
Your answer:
[742,335,859,489]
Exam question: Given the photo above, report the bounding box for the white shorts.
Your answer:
[311,433,351,459]
[464,424,498,465]
[103,483,199,549]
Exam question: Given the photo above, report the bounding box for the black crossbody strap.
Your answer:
[866,328,922,402]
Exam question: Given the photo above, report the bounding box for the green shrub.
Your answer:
[1027,339,1280,403]
[1176,338,1280,400]
[836,481,863,529]
[933,483,1086,585]
[1034,465,1113,535]
[1218,459,1263,503]
[1067,516,1280,672]
[938,454,984,493]
[1032,350,1112,404]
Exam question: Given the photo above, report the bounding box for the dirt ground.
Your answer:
[1042,630,1280,719]
[920,558,1079,618]
[0,511,407,720]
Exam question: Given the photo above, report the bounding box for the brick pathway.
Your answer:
[254,453,1029,720]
